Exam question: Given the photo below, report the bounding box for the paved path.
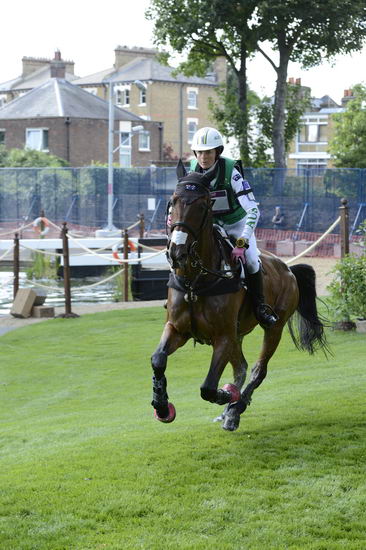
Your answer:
[0,300,166,336]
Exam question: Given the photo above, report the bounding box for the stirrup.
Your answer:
[256,304,279,328]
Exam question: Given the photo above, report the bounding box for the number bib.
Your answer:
[210,190,230,214]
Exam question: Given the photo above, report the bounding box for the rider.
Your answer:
[190,126,277,329]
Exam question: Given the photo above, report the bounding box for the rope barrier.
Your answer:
[66,232,166,263]
[285,217,341,265]
[19,243,64,257]
[0,220,36,237]
[0,245,14,260]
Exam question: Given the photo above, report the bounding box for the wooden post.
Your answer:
[339,198,350,258]
[123,229,129,301]
[139,213,145,238]
[13,232,20,300]
[57,222,79,318]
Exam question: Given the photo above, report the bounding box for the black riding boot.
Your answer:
[246,270,278,328]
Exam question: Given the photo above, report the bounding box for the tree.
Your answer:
[328,84,366,168]
[208,65,262,163]
[0,146,69,167]
[146,0,260,165]
[253,82,311,165]
[147,0,366,167]
[256,0,366,168]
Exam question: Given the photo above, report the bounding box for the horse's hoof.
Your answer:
[154,402,176,423]
[222,413,240,431]
[221,384,241,403]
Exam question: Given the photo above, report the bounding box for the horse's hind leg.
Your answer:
[151,322,188,422]
[214,337,248,426]
[223,324,285,431]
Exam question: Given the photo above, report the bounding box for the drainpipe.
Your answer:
[65,117,71,162]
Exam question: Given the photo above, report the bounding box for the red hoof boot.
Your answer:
[154,402,176,423]
[221,384,241,403]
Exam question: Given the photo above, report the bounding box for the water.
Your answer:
[0,270,118,316]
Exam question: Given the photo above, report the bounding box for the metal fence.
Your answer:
[0,166,365,234]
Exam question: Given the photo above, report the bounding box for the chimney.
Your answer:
[50,56,66,78]
[54,49,62,61]
[295,78,301,86]
[288,77,295,84]
[114,45,157,69]
[342,89,354,106]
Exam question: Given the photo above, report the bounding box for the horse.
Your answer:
[150,160,328,431]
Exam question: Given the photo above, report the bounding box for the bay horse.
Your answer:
[150,161,328,431]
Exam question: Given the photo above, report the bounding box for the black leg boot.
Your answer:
[246,270,278,328]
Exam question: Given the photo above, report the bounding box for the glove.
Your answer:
[231,247,246,262]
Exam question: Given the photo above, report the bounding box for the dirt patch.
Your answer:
[282,256,337,296]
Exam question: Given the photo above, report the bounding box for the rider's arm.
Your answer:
[231,168,260,241]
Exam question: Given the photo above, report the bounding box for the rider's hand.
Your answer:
[231,247,246,262]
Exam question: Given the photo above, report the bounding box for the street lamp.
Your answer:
[95,82,146,237]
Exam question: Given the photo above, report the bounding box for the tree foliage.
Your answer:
[147,0,366,167]
[0,146,69,167]
[328,84,366,168]
[257,0,366,168]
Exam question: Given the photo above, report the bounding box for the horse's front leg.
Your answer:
[151,321,188,422]
[200,337,242,406]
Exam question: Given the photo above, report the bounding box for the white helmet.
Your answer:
[191,127,224,151]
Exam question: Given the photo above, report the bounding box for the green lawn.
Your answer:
[0,307,365,549]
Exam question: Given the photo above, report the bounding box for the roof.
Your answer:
[73,56,217,87]
[0,78,143,121]
[0,65,78,92]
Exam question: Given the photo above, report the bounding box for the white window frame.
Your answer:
[115,85,131,107]
[187,87,198,109]
[25,128,49,152]
[119,131,131,167]
[139,88,147,106]
[187,118,198,144]
[297,115,328,147]
[138,131,150,151]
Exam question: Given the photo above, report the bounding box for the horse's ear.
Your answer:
[176,159,187,179]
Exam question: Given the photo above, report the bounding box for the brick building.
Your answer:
[74,45,226,162]
[0,78,161,167]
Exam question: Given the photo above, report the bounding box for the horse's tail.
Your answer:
[288,264,330,356]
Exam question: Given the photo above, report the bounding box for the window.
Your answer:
[139,131,150,151]
[139,88,147,105]
[188,90,197,109]
[25,128,49,151]
[0,130,5,145]
[0,95,6,108]
[298,119,327,143]
[187,120,198,143]
[116,88,130,106]
[119,132,131,167]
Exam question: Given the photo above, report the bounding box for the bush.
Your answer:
[327,222,366,323]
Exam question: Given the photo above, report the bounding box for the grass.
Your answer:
[0,307,365,549]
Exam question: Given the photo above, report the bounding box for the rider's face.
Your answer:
[196,148,216,170]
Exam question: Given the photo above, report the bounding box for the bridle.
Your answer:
[168,180,235,296]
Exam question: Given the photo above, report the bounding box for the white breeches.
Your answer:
[223,219,261,274]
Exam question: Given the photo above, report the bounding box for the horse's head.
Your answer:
[167,160,218,270]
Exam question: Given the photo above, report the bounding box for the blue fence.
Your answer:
[0,166,365,234]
